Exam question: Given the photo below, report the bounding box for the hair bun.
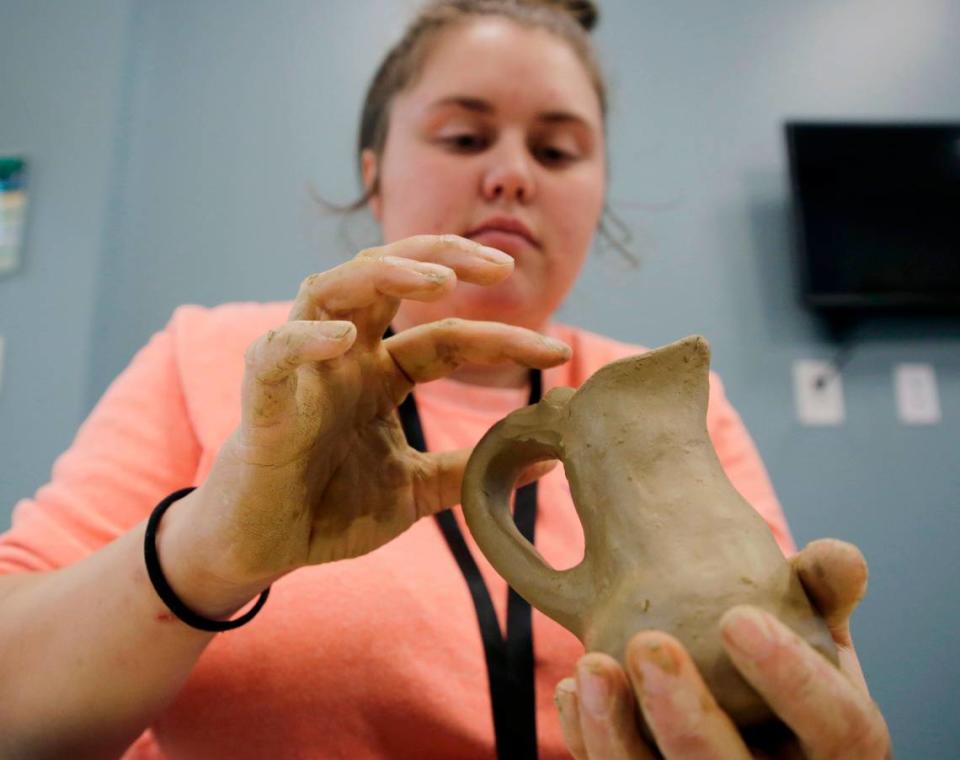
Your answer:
[547,0,599,31]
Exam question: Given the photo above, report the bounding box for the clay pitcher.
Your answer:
[461,335,837,728]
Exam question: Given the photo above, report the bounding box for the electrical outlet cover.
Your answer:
[895,363,941,425]
[793,359,845,426]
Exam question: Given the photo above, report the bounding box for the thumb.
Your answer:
[791,538,868,646]
[792,538,872,695]
[411,448,558,518]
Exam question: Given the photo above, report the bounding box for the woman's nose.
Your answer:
[480,142,536,204]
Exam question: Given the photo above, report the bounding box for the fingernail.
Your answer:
[632,641,679,697]
[721,607,776,660]
[635,650,705,735]
[545,337,571,355]
[382,255,451,280]
[554,677,576,708]
[477,246,514,265]
[576,663,610,717]
[323,322,355,339]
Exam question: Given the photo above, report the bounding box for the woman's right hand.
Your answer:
[166,235,571,610]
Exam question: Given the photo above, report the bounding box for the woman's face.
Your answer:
[365,17,606,332]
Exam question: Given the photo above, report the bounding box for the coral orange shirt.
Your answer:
[0,302,794,759]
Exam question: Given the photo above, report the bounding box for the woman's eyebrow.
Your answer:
[538,110,592,128]
[427,96,594,129]
[428,96,494,114]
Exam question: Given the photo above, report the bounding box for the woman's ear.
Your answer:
[361,149,383,221]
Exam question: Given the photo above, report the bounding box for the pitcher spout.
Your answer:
[570,335,712,425]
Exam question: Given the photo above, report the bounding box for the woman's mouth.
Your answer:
[465,217,540,254]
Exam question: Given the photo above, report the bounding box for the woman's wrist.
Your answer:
[152,486,278,621]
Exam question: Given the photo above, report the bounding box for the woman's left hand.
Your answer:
[554,539,892,759]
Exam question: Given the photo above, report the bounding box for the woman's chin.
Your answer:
[394,281,552,331]
[449,281,546,327]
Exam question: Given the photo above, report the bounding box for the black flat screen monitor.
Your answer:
[786,122,960,312]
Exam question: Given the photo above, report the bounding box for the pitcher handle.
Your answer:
[461,387,592,638]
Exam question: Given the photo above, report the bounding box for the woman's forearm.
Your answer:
[0,489,261,758]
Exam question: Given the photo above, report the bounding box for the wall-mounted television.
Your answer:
[785,122,960,312]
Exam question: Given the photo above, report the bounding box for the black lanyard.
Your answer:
[390,330,541,759]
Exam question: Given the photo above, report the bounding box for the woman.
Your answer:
[0,1,890,757]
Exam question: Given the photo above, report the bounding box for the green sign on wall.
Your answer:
[0,157,28,275]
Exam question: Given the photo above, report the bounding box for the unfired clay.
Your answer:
[461,336,838,728]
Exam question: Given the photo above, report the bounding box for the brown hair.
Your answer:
[334,0,636,262]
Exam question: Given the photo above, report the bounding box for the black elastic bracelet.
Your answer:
[144,487,271,632]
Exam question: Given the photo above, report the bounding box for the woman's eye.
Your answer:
[536,145,577,166]
[440,133,487,152]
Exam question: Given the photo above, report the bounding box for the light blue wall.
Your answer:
[0,0,133,517]
[2,1,959,755]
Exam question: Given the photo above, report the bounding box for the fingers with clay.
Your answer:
[288,234,515,342]
[242,234,560,430]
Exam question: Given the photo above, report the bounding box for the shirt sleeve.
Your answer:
[707,373,797,556]
[0,320,203,574]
